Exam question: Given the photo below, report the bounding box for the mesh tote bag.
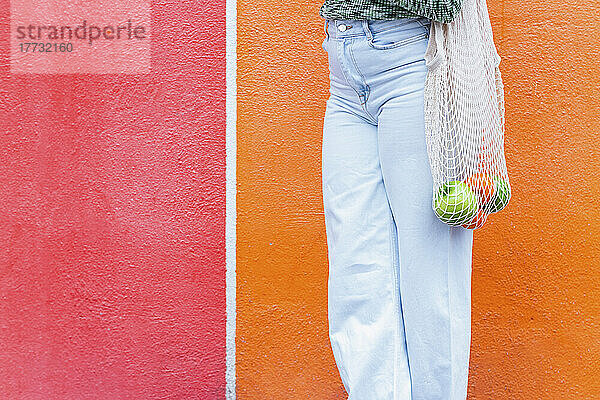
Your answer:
[422,0,511,230]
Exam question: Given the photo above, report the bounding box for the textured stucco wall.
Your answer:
[1,0,599,398]
[0,2,228,399]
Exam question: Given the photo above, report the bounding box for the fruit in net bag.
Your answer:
[465,172,495,206]
[422,0,512,229]
[461,208,488,230]
[484,174,511,213]
[433,181,478,226]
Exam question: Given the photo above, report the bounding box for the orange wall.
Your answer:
[237,0,600,398]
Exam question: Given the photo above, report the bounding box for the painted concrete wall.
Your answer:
[1,0,599,399]
[0,1,228,398]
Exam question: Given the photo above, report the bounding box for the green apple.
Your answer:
[484,174,511,213]
[433,180,478,226]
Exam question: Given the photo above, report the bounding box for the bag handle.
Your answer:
[424,21,446,70]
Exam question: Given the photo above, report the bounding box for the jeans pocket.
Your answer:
[366,17,430,50]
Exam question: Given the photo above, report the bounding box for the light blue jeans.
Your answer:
[320,17,474,400]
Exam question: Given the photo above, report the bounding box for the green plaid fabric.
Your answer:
[319,0,463,23]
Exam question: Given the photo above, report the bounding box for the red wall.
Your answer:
[0,2,228,398]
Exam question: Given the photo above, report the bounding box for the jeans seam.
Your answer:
[348,40,378,124]
[335,39,362,105]
[335,38,377,126]
[388,207,401,398]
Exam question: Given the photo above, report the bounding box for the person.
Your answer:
[318,1,474,399]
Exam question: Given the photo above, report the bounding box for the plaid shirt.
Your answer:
[319,0,463,23]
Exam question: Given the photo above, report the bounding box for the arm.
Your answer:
[399,0,463,23]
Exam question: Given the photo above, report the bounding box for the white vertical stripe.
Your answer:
[225,0,237,395]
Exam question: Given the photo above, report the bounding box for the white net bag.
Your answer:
[422,0,511,230]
